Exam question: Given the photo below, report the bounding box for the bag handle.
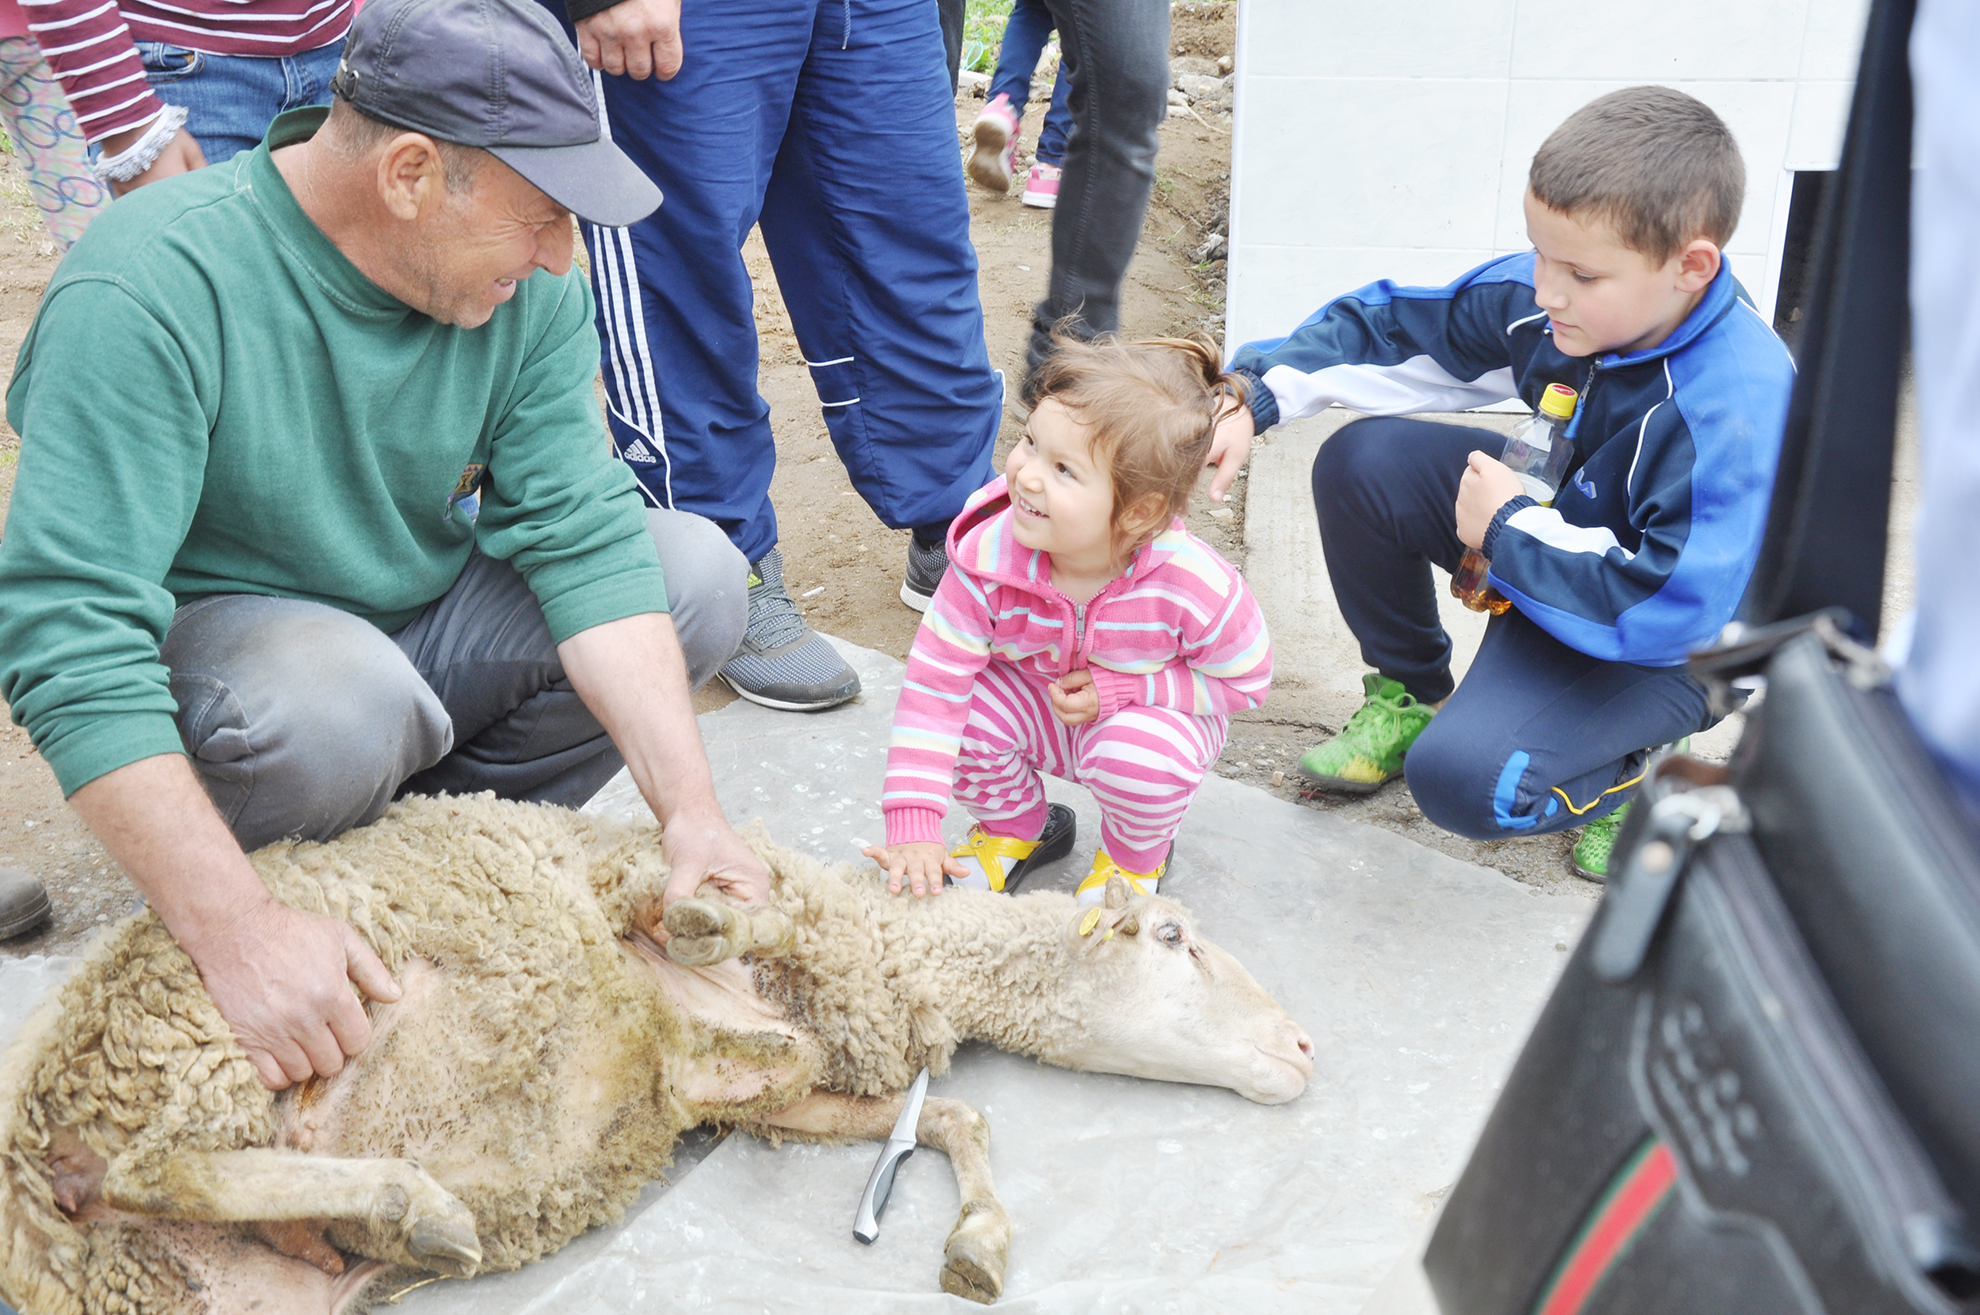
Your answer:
[1736,0,1914,643]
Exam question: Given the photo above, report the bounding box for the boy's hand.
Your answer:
[862,842,966,898]
[1049,670,1100,726]
[1206,406,1255,503]
[1456,451,1527,550]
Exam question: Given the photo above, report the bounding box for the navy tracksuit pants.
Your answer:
[1314,417,1715,840]
[560,0,1002,563]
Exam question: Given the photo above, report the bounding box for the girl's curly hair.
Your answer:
[1027,330,1249,551]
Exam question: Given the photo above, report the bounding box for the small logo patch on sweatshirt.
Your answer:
[445,462,485,525]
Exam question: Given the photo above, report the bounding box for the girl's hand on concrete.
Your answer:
[1455,451,1526,549]
[1049,670,1099,726]
[863,842,965,897]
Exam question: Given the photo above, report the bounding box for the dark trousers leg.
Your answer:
[1025,0,1170,375]
[1312,416,1499,704]
[166,510,746,848]
[938,0,963,88]
[1403,609,1711,839]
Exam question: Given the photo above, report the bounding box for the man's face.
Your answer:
[402,157,574,328]
[1523,191,1706,358]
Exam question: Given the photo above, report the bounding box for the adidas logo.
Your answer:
[622,439,657,464]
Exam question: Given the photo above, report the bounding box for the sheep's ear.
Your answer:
[1105,875,1131,909]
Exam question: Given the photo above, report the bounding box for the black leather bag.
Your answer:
[1420,0,1980,1310]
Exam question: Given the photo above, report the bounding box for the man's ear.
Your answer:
[375,132,448,222]
[1674,238,1721,293]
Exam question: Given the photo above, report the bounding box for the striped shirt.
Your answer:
[882,475,1273,845]
[23,0,351,143]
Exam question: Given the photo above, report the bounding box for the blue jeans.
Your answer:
[988,0,1072,166]
[135,39,342,163]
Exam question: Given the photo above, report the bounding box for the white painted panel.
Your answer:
[1508,0,1806,81]
[1235,76,1508,250]
[1799,0,1871,80]
[1226,245,1501,351]
[1240,0,1517,80]
[1786,78,1853,166]
[1489,79,1798,256]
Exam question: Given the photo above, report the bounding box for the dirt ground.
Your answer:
[0,3,1585,955]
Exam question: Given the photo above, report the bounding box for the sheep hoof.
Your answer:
[665,898,741,966]
[407,1211,482,1277]
[940,1248,1004,1305]
[940,1204,1009,1305]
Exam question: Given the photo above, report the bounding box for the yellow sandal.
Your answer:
[948,804,1077,893]
[1074,846,1170,908]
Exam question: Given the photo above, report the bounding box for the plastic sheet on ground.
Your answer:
[0,639,1592,1313]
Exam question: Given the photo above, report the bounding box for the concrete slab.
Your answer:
[0,639,1595,1313]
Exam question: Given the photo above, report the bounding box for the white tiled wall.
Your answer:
[1226,0,1871,352]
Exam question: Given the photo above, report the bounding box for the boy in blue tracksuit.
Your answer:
[1217,86,1795,876]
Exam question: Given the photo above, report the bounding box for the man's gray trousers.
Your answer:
[160,508,747,851]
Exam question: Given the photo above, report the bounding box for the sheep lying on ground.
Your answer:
[0,793,1314,1314]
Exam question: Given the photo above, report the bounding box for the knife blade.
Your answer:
[853,1066,929,1244]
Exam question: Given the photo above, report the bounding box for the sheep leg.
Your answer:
[100,1146,482,1277]
[663,892,796,966]
[766,1092,1012,1305]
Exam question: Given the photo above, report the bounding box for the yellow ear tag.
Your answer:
[1079,908,1102,937]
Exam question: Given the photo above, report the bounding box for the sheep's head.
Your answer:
[1054,877,1314,1105]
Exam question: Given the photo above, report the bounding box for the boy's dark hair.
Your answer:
[1528,86,1744,263]
[1028,331,1248,550]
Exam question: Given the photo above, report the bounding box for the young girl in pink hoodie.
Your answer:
[866,335,1272,907]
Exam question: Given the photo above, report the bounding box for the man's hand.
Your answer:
[576,0,683,79]
[862,841,964,897]
[1206,404,1255,503]
[559,612,770,911]
[99,124,207,197]
[185,897,401,1089]
[1456,450,1526,550]
[68,754,401,1091]
[1049,669,1099,726]
[660,802,772,907]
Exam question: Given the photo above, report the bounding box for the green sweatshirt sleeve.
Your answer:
[474,272,670,643]
[0,277,213,795]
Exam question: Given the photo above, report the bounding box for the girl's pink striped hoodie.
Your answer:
[882,475,1273,847]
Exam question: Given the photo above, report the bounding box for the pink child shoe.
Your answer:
[968,93,1022,194]
[1021,162,1061,209]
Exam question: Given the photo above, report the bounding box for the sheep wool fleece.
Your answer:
[883,476,1272,870]
[0,107,667,798]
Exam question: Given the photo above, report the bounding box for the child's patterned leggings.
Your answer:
[954,659,1227,874]
[0,38,108,250]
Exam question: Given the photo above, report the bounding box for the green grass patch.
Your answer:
[961,0,1013,73]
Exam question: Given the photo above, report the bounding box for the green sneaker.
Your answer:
[1298,673,1435,793]
[1570,801,1630,883]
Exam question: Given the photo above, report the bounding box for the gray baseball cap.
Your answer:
[329,0,661,227]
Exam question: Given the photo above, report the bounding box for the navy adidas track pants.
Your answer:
[1314,417,1715,839]
[558,0,1002,562]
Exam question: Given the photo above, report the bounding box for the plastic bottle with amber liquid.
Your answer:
[1450,381,1580,613]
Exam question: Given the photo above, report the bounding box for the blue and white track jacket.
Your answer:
[1229,254,1796,667]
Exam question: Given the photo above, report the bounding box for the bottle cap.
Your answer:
[1539,382,1578,419]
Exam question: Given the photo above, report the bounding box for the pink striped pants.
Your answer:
[955,660,1227,873]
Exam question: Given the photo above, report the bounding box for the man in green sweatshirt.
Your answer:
[0,0,765,1090]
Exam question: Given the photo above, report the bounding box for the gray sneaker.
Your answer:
[720,548,861,711]
[901,535,948,612]
[0,867,51,940]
